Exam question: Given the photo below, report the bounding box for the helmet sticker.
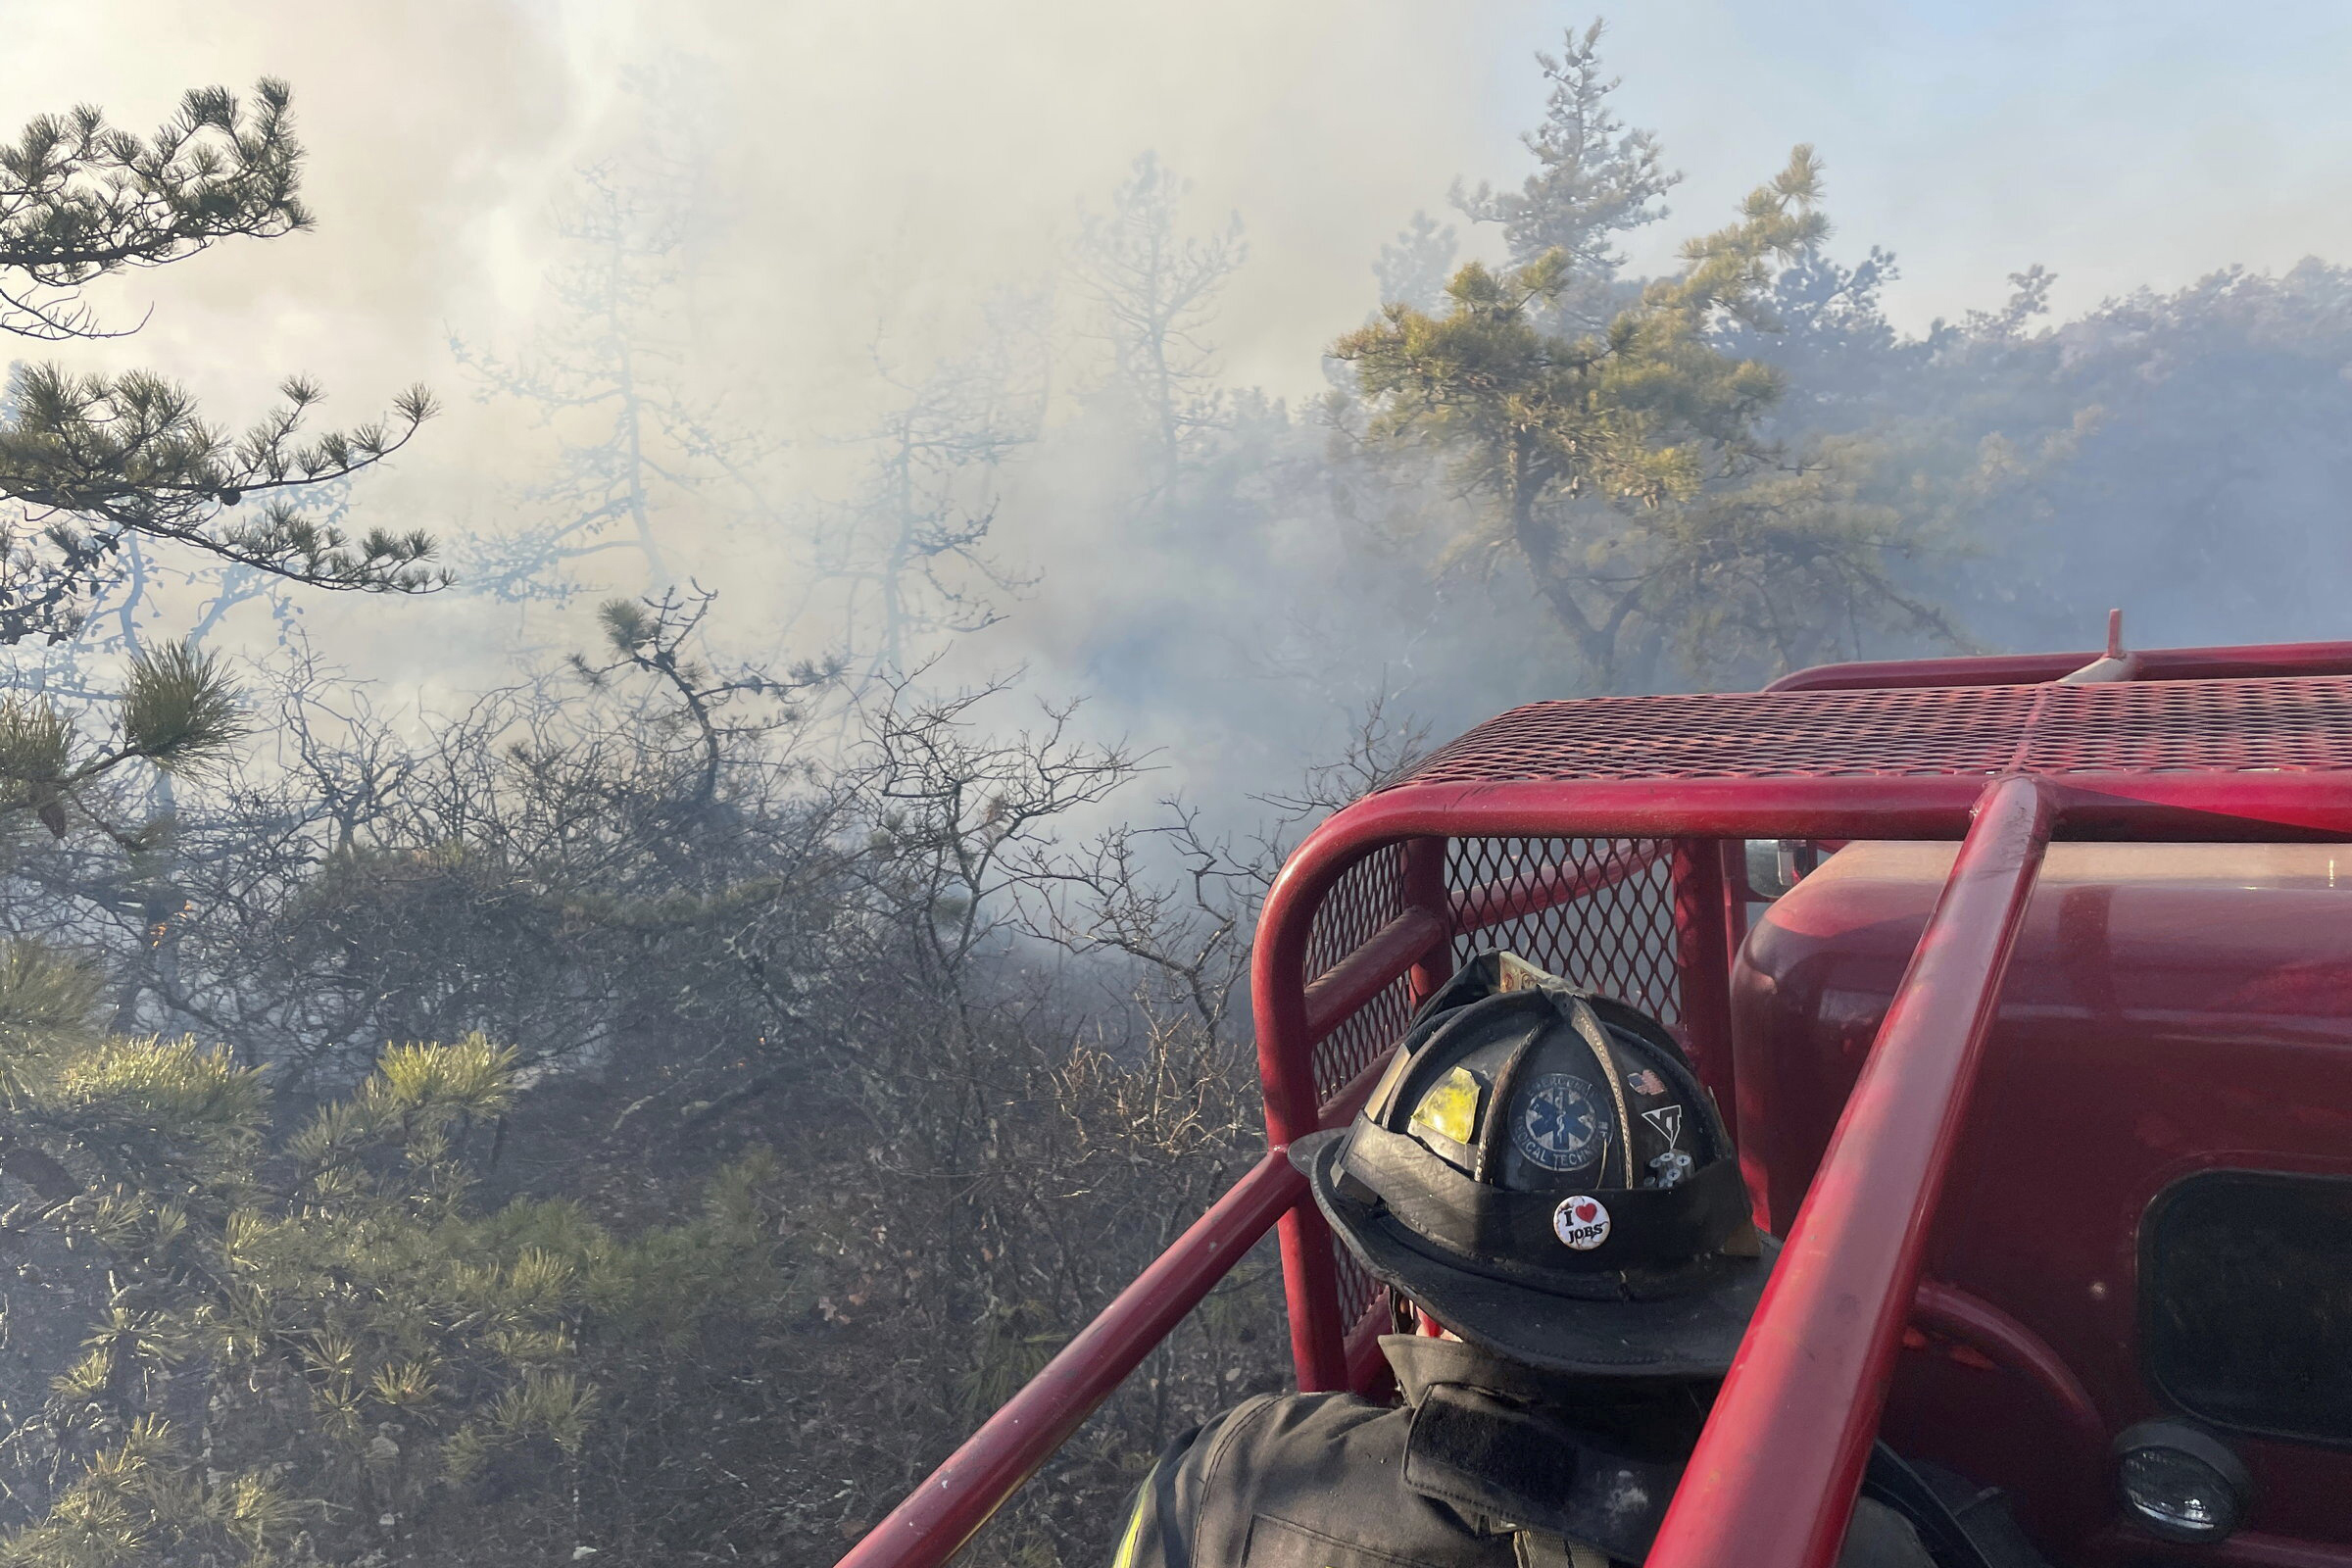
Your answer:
[1409,1065,1485,1149]
[1553,1195,1611,1250]
[1492,953,1559,994]
[1626,1068,1669,1097]
[1514,1074,1610,1171]
[1642,1103,1691,1189]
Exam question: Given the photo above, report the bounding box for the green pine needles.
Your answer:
[0,642,244,844]
[0,79,442,643]
[0,944,791,1567]
[1340,144,1962,687]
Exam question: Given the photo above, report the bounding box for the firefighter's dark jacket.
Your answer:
[1111,1335,1935,1568]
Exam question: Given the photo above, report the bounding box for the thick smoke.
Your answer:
[8,0,2352,781]
[10,12,2352,1564]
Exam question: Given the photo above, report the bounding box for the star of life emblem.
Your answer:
[1514,1074,1609,1171]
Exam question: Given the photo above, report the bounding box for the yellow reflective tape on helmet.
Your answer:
[1409,1064,1485,1147]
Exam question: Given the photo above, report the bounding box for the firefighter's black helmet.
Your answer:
[1291,950,1773,1378]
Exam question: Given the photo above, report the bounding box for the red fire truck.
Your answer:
[841,620,2352,1568]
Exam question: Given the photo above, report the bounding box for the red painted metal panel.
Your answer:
[1739,839,2352,1552]
[1910,1281,2104,1454]
[1648,776,2054,1568]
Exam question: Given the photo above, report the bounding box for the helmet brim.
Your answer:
[1292,1127,1777,1379]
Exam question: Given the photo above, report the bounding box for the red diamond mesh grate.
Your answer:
[1392,676,2352,788]
[1334,1246,1382,1344]
[1301,844,1415,1104]
[1448,837,1684,1025]
[1298,843,1415,1333]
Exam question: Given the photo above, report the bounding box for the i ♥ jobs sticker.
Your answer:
[1552,1195,1611,1250]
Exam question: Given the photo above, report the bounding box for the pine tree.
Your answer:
[0,943,794,1567]
[1372,211,1457,313]
[0,80,441,644]
[1339,148,1956,687]
[449,143,769,604]
[806,299,1046,674]
[1451,21,1679,325]
[0,640,242,841]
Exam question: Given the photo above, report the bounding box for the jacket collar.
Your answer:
[1381,1333,1589,1409]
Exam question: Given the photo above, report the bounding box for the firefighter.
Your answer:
[1110,952,2041,1568]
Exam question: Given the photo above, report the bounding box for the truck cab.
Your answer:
[1743,840,2352,1554]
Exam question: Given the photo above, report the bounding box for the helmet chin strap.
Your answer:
[1392,1292,1458,1340]
[1409,1299,1456,1340]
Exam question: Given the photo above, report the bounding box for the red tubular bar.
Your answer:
[1767,636,2352,692]
[835,1148,1305,1568]
[1670,840,1739,1136]
[1302,906,1449,1044]
[1260,843,1352,1394]
[1716,838,1752,968]
[1271,773,2352,843]
[1268,890,1450,1394]
[1911,1280,2105,1455]
[1274,1169,1348,1392]
[1715,840,1766,1227]
[1401,836,1457,1008]
[1647,776,2055,1568]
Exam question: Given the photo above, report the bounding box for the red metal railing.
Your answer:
[842,643,2352,1568]
[832,1149,1305,1568]
[1765,633,2352,692]
[1647,775,2054,1567]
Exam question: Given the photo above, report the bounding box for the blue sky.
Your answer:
[1567,1,2352,327]
[11,1,2352,408]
